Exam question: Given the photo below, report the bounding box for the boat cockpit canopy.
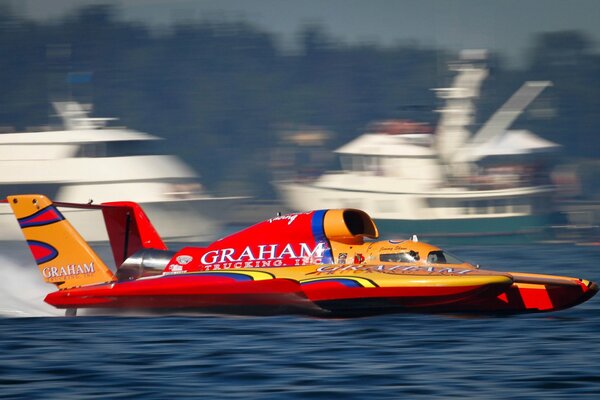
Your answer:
[379,250,465,265]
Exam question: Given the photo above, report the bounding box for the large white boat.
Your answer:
[0,102,239,242]
[277,51,561,242]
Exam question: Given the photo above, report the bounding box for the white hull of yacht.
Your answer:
[277,180,554,225]
[276,52,559,241]
[0,102,245,244]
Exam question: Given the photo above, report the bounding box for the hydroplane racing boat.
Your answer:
[2,194,597,316]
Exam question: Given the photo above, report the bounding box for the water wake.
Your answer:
[0,255,62,317]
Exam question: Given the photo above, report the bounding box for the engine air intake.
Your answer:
[323,209,379,244]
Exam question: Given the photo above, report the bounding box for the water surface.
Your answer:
[1,243,599,399]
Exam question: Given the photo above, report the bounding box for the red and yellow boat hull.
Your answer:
[4,194,597,316]
[456,272,598,313]
[44,264,520,316]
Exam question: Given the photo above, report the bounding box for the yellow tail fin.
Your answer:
[7,194,116,289]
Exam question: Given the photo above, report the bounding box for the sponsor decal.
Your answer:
[268,214,301,225]
[27,240,59,264]
[164,264,186,275]
[337,253,347,264]
[301,276,378,288]
[42,262,95,279]
[199,242,328,270]
[314,264,474,275]
[202,259,284,271]
[18,206,64,228]
[176,255,193,265]
[353,254,365,264]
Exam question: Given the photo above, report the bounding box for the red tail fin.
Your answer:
[101,201,168,267]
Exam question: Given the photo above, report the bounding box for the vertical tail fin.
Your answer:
[7,194,116,290]
[100,201,168,268]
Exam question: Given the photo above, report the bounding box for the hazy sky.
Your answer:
[10,0,600,66]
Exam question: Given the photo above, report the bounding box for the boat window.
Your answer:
[427,250,464,264]
[380,251,419,263]
[74,140,166,158]
[76,142,107,157]
[105,140,167,157]
[339,155,351,171]
[427,251,446,263]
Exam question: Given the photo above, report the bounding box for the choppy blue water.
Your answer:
[1,241,600,399]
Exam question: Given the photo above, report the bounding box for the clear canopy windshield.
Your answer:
[380,250,465,264]
[379,251,419,263]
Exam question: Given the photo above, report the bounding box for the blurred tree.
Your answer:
[527,31,600,158]
[0,5,599,198]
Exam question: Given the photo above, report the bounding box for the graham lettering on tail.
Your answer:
[7,194,116,289]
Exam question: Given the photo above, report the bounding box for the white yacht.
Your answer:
[277,51,561,242]
[0,102,239,242]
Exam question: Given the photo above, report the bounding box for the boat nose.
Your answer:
[576,280,599,306]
